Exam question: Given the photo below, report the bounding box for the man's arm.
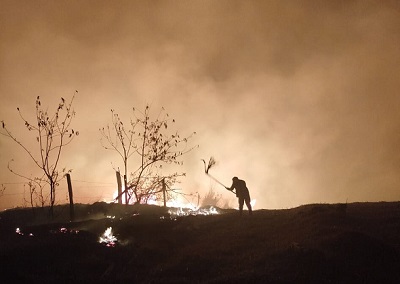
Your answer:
[226,183,235,192]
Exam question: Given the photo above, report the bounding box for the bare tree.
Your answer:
[1,92,78,217]
[6,160,49,210]
[100,105,197,204]
[100,109,134,200]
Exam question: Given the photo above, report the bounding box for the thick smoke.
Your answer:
[1,0,399,209]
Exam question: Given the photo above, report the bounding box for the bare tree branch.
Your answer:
[100,104,198,205]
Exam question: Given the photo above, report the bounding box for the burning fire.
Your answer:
[99,227,117,247]
[167,206,220,219]
[58,227,79,234]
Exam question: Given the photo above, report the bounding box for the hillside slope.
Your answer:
[1,202,399,283]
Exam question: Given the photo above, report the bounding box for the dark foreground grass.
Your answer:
[1,202,400,283]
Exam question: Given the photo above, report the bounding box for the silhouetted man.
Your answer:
[226,176,252,216]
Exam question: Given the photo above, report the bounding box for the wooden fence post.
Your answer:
[124,175,128,205]
[116,171,122,204]
[66,173,74,221]
[162,178,166,208]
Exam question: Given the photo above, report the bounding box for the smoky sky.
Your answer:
[1,0,400,210]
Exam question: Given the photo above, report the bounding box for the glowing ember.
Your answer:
[53,227,79,234]
[15,227,34,236]
[15,228,23,235]
[99,227,117,247]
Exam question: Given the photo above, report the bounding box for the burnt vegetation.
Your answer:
[1,201,399,283]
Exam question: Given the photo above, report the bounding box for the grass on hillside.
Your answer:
[0,202,399,283]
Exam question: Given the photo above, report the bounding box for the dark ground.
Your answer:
[0,201,399,283]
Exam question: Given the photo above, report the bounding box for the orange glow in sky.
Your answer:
[1,1,400,210]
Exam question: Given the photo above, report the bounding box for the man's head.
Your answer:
[232,176,238,182]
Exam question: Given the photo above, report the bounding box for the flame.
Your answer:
[99,227,117,247]
[112,189,124,204]
[167,206,220,219]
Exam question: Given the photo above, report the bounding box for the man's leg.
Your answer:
[238,198,244,215]
[245,197,252,215]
